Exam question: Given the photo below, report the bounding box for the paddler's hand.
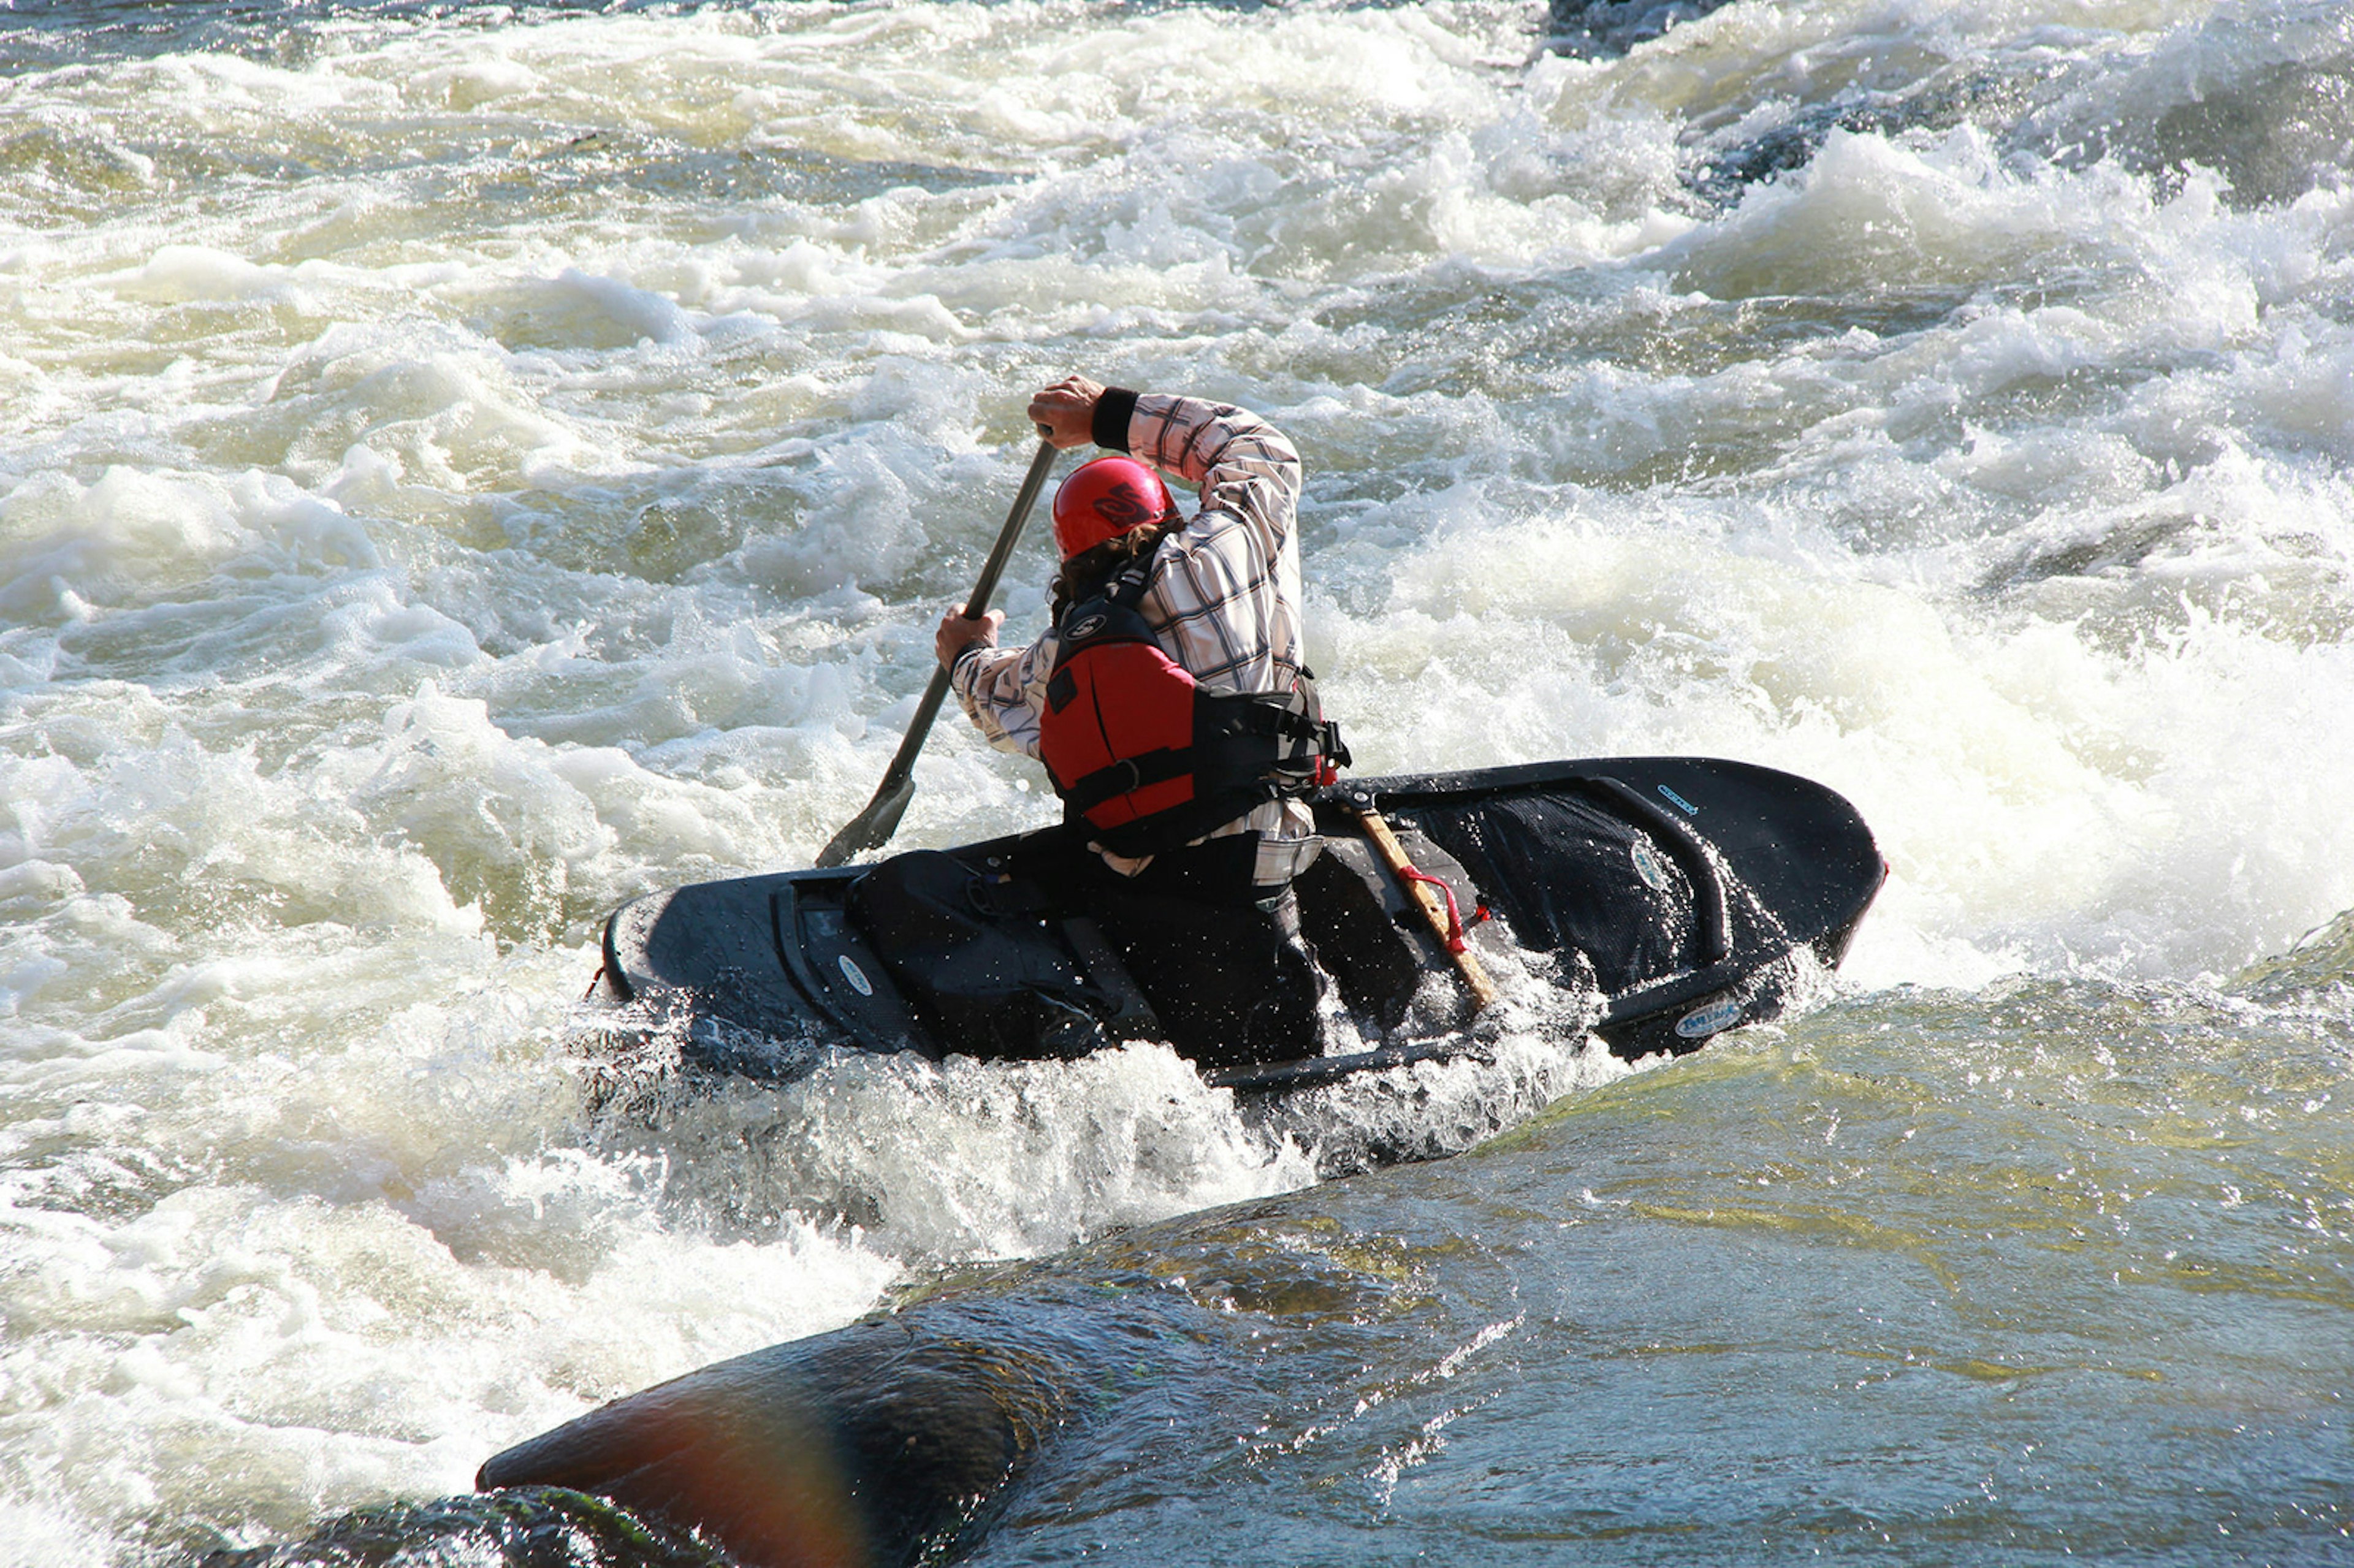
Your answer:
[1028,376,1106,450]
[935,603,1004,671]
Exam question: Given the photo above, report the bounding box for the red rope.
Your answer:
[1396,866,1468,953]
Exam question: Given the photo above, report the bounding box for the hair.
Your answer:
[1050,519,1180,623]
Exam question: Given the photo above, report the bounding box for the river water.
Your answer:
[1,0,2349,1562]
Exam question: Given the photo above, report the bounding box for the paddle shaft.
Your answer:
[813,435,1059,869]
[1352,805,1500,1012]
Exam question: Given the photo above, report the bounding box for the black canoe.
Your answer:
[594,756,1884,1093]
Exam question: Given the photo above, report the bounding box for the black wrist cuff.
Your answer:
[1092,387,1139,451]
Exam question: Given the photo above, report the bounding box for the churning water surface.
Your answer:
[1,0,2349,1562]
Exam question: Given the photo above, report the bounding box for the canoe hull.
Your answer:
[595,757,1885,1090]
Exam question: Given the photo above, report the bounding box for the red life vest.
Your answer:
[1038,555,1345,857]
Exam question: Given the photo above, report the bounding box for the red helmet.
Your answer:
[1051,455,1178,558]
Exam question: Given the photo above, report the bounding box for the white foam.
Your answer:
[627,1042,1319,1262]
[0,940,903,1543]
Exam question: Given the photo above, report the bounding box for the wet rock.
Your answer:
[472,1285,1208,1568]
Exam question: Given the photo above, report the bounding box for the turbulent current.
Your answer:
[2,0,2350,1562]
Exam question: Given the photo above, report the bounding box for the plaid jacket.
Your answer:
[950,392,1319,885]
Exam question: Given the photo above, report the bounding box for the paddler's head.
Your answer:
[1050,455,1178,560]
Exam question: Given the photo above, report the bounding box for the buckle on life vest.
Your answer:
[1320,720,1351,775]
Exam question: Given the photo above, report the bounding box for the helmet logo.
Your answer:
[1091,483,1165,530]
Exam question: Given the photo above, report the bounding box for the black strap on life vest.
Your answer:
[1041,555,1349,858]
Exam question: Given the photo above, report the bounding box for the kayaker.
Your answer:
[932,376,1345,1065]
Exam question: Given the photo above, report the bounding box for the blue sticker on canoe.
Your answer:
[1631,842,1667,890]
[1658,784,1699,816]
[837,955,874,996]
[1675,995,1743,1039]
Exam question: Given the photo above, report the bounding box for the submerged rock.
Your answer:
[2229,906,2354,1005]
[1682,63,2051,207]
[2147,57,2354,210]
[1542,0,1741,59]
[196,1485,726,1568]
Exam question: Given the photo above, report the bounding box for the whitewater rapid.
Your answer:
[2,0,2351,1561]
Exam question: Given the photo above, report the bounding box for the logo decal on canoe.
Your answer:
[837,955,874,996]
[1631,841,1667,890]
[1675,994,1743,1040]
[1658,784,1699,816]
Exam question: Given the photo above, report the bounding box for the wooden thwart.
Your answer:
[1349,805,1499,1013]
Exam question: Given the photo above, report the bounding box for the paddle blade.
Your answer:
[813,775,914,869]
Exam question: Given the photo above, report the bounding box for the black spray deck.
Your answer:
[598,757,1884,1091]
